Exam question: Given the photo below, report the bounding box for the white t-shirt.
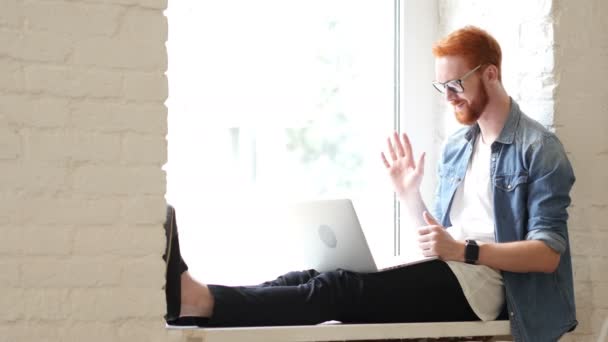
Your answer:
[445,135,505,321]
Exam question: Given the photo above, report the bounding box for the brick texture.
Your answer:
[0,0,168,340]
[2,0,605,341]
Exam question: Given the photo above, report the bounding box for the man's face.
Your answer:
[434,56,488,125]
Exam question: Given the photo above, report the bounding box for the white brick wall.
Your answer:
[439,0,608,341]
[0,0,168,341]
[554,0,608,340]
[2,0,605,341]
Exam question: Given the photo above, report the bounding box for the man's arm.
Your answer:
[476,240,560,273]
[418,213,561,273]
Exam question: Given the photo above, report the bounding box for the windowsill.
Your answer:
[168,320,512,342]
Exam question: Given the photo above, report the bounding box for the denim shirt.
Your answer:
[432,99,577,341]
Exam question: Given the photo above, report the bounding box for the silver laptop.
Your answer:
[284,199,436,273]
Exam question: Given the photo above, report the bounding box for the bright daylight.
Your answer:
[164,1,399,285]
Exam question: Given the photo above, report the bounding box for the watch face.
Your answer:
[465,240,479,264]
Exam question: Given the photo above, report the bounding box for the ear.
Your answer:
[484,64,499,82]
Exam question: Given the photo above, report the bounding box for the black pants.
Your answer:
[206,260,479,327]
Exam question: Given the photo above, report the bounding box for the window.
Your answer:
[165,0,437,285]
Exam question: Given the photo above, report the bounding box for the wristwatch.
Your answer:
[465,239,479,264]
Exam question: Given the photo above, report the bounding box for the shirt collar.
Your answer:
[464,97,520,144]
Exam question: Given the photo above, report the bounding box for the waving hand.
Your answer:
[381,132,426,201]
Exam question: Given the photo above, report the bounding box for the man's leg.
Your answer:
[197,260,478,327]
[179,269,322,320]
[257,269,321,287]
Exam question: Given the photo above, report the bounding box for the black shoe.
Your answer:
[163,205,189,323]
[166,316,209,328]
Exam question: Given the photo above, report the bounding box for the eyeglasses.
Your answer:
[432,64,482,94]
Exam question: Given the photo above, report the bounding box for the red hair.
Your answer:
[432,26,502,81]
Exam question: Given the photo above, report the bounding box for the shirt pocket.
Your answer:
[493,172,528,192]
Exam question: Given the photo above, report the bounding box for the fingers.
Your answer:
[401,132,414,160]
[383,131,421,166]
[393,131,406,157]
[423,211,439,225]
[381,152,390,168]
[418,241,437,257]
[386,136,398,161]
[416,152,426,175]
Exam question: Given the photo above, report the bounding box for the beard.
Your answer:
[453,83,489,125]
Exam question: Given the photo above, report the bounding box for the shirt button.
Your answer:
[510,312,515,317]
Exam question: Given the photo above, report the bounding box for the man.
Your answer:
[163,26,577,341]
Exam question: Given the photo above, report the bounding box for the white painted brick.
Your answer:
[72,37,166,70]
[0,196,21,225]
[22,1,123,37]
[0,29,73,62]
[21,258,121,288]
[116,319,168,342]
[569,168,608,215]
[123,72,168,101]
[0,227,21,255]
[571,187,607,218]
[568,203,595,233]
[23,289,71,320]
[70,288,164,321]
[21,226,73,256]
[0,126,21,160]
[120,255,164,287]
[137,0,168,10]
[120,8,168,42]
[72,226,163,256]
[122,196,166,224]
[590,258,608,282]
[0,94,70,128]
[27,198,122,225]
[572,307,593,335]
[72,165,165,195]
[0,261,20,287]
[554,0,595,49]
[0,289,24,321]
[0,323,61,342]
[591,309,608,336]
[555,53,606,98]
[0,0,22,28]
[571,232,608,257]
[61,322,118,342]
[572,255,591,282]
[24,65,123,98]
[0,162,69,195]
[0,59,24,91]
[575,281,593,310]
[594,3,608,47]
[122,133,167,164]
[0,0,169,335]
[593,283,608,309]
[78,0,167,10]
[70,101,167,134]
[27,130,121,162]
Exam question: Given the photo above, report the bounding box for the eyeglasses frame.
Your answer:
[432,64,483,94]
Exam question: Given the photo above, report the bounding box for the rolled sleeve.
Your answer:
[525,229,567,254]
[525,134,575,255]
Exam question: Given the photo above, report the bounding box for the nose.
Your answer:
[445,88,458,102]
